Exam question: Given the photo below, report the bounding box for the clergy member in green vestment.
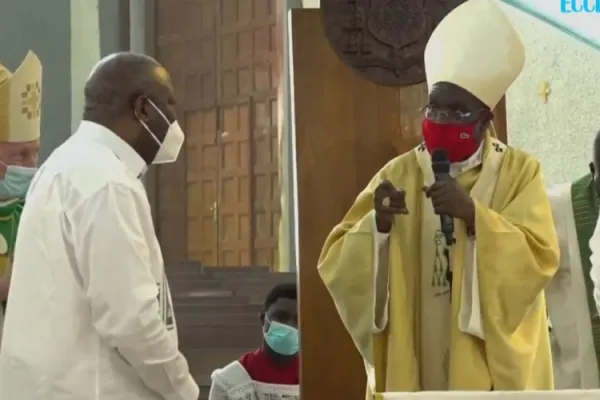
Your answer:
[546,133,600,389]
[0,51,43,342]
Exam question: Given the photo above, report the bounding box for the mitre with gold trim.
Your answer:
[0,51,42,143]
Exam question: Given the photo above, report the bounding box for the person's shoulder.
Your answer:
[0,198,25,219]
[49,137,136,195]
[546,182,571,202]
[211,359,253,392]
[238,348,260,368]
[547,174,592,214]
[546,182,572,225]
[499,146,544,184]
[379,147,419,179]
[503,146,540,171]
[0,198,24,208]
[29,139,142,212]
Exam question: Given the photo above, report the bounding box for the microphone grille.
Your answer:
[431,149,450,174]
[431,149,449,163]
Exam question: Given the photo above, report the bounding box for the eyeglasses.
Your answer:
[420,105,487,124]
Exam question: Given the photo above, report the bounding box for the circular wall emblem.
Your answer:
[321,0,467,86]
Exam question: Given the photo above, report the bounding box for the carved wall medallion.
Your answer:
[321,0,466,86]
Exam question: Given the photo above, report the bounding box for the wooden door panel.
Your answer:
[218,102,252,266]
[217,0,279,268]
[156,161,187,262]
[156,0,281,266]
[156,0,217,109]
[186,108,219,264]
[156,0,219,263]
[155,108,189,262]
[218,0,278,102]
[252,97,279,267]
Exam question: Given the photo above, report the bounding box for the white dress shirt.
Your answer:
[0,121,199,400]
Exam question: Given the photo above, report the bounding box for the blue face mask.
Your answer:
[0,164,37,199]
[264,320,299,356]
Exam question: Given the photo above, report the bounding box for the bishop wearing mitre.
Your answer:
[318,0,558,395]
[0,51,43,344]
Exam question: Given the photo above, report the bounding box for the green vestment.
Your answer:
[0,198,24,277]
[571,173,600,371]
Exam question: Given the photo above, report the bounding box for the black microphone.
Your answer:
[431,149,455,246]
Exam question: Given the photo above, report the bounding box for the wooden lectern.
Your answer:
[290,9,507,400]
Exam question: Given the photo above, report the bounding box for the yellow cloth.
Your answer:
[318,138,559,396]
[412,136,506,391]
[0,51,42,143]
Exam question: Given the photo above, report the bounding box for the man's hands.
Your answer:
[372,178,475,233]
[423,179,475,229]
[373,180,408,233]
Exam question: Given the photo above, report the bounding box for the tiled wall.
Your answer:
[502,4,600,186]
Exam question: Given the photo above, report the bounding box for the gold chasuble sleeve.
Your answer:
[476,150,559,389]
[318,169,384,363]
[318,153,422,393]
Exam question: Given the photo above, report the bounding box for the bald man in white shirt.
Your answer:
[0,52,198,400]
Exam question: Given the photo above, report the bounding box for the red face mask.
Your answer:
[422,118,480,163]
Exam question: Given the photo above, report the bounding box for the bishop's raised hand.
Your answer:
[373,179,408,233]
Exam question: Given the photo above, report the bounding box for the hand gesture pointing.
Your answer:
[373,180,408,233]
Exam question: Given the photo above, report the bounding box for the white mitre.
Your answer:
[424,0,525,109]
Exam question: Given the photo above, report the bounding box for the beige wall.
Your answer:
[502,5,600,186]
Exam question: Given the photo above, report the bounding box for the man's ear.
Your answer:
[475,111,493,141]
[133,96,150,122]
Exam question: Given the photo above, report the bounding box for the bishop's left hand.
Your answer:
[422,179,475,228]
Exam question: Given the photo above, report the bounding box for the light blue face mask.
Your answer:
[0,164,37,199]
[264,320,299,356]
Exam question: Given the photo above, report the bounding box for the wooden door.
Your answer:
[155,0,281,266]
[217,0,280,267]
[251,96,280,267]
[217,0,277,103]
[217,101,253,266]
[155,0,219,262]
[186,107,219,264]
[215,97,280,268]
